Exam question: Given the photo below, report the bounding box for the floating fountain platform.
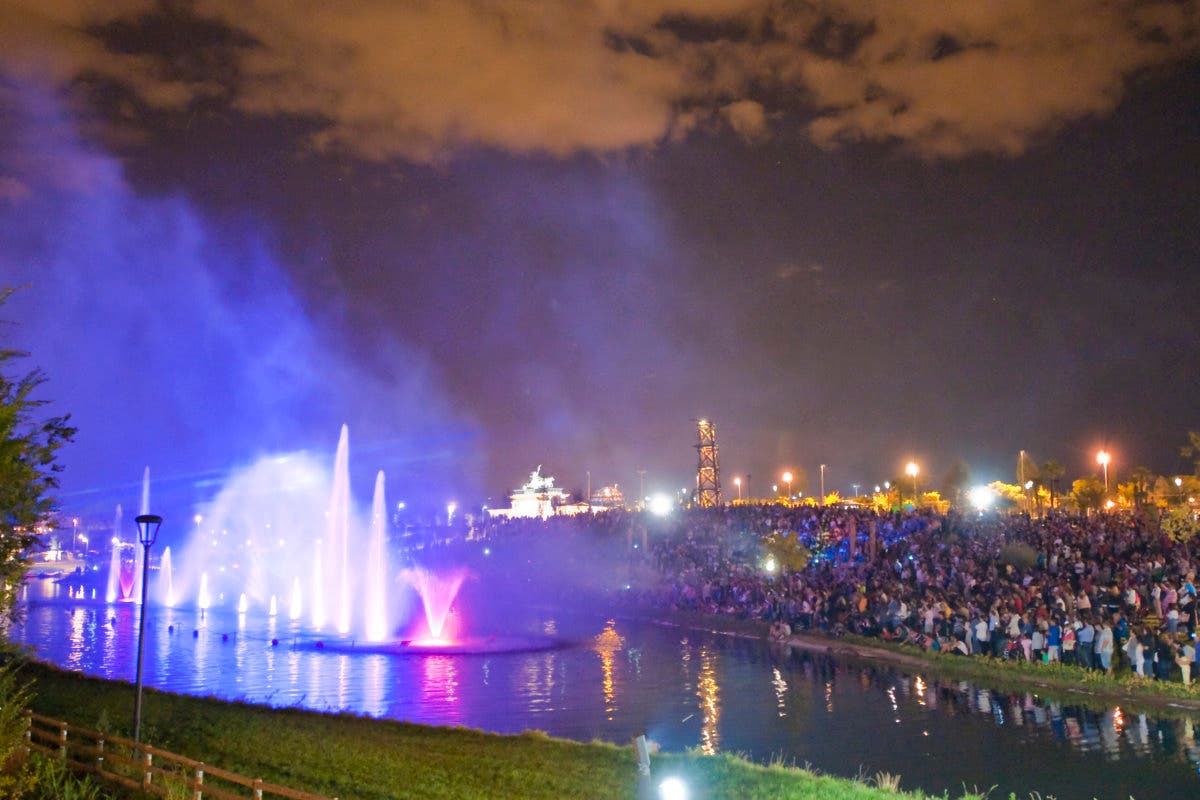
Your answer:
[300,634,572,656]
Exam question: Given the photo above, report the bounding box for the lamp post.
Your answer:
[733,477,742,501]
[1176,476,1184,505]
[1096,450,1111,492]
[905,462,919,503]
[132,513,162,744]
[820,464,826,503]
[782,471,793,503]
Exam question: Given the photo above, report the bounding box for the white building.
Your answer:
[487,466,593,519]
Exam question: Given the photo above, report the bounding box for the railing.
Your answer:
[23,711,338,800]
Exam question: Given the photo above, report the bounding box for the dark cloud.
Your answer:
[2,1,1196,163]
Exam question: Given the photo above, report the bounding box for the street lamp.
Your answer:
[132,513,162,743]
[782,471,794,502]
[733,477,742,501]
[820,464,826,503]
[1097,450,1111,492]
[905,462,919,502]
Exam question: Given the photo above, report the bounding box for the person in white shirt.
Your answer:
[1178,638,1195,685]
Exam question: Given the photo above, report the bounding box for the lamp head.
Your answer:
[135,514,162,548]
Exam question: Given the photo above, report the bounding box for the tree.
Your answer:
[1041,460,1065,509]
[1182,431,1200,476]
[1,288,76,622]
[1070,477,1106,514]
[1162,506,1200,555]
[759,531,811,573]
[1127,466,1157,509]
[940,460,970,508]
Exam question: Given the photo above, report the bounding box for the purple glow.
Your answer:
[403,567,466,643]
[366,470,389,642]
[167,426,436,643]
[105,504,122,603]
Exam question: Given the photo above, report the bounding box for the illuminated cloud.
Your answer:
[0,0,1196,162]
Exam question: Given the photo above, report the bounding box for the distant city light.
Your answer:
[648,494,673,516]
[968,486,995,510]
[659,777,688,800]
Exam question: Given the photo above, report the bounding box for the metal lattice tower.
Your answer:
[694,419,721,507]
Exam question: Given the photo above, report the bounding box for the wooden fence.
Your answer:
[23,711,338,800]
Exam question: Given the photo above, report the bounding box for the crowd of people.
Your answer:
[635,503,1200,683]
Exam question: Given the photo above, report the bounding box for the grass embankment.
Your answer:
[21,659,983,800]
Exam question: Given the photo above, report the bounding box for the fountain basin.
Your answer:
[301,634,573,656]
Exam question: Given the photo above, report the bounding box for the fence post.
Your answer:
[142,751,153,790]
[58,723,68,761]
[95,737,105,774]
[252,777,264,799]
[193,764,204,800]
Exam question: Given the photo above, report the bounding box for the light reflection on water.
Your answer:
[9,580,1200,800]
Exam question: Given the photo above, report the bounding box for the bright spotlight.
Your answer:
[968,486,995,511]
[763,556,777,573]
[659,777,688,800]
[648,494,673,516]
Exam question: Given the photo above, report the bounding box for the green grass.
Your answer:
[17,659,985,800]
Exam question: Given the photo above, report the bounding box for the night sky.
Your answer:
[2,2,1198,516]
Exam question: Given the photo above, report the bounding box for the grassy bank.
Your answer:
[17,658,984,800]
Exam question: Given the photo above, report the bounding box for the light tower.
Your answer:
[694,419,721,508]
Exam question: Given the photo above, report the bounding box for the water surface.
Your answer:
[11,580,1200,799]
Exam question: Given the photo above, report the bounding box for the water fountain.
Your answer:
[115,426,568,655]
[105,504,123,603]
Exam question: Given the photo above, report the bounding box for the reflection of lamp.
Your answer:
[133,514,162,743]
